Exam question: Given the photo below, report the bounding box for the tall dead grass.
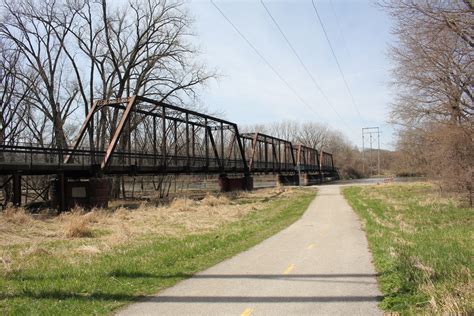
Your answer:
[201,193,230,206]
[170,197,196,212]
[61,208,99,238]
[1,207,32,225]
[0,187,304,265]
[0,187,313,275]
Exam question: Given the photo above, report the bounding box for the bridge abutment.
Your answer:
[218,174,253,192]
[300,174,322,186]
[276,174,300,186]
[51,177,112,212]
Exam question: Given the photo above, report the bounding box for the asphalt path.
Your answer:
[118,184,382,315]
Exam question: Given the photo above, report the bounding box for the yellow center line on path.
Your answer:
[240,308,254,316]
[283,264,295,275]
[320,228,329,237]
[307,243,315,249]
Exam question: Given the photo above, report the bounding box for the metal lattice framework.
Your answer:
[0,96,337,177]
[65,96,248,174]
[240,133,296,173]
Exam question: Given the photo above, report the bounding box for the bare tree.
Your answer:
[0,41,31,206]
[0,41,29,147]
[295,122,329,152]
[267,120,300,143]
[381,0,473,204]
[0,0,82,148]
[391,127,429,176]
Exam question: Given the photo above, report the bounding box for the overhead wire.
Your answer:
[328,0,352,61]
[260,0,355,132]
[210,0,323,121]
[310,0,365,123]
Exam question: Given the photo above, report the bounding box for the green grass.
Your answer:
[343,183,473,314]
[0,190,315,315]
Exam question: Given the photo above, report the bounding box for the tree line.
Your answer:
[382,0,473,205]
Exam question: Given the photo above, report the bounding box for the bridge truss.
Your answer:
[0,96,339,210]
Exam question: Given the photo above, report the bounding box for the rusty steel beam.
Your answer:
[207,126,222,170]
[234,125,249,173]
[205,118,209,167]
[64,100,99,164]
[296,145,302,167]
[290,143,296,167]
[186,113,190,167]
[161,106,167,167]
[101,96,137,169]
[226,134,236,161]
[136,95,236,127]
[248,132,259,171]
[220,122,224,167]
[153,116,157,166]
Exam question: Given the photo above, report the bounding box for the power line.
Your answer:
[310,0,364,123]
[260,0,354,132]
[328,0,352,61]
[210,0,323,121]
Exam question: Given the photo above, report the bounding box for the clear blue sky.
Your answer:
[187,0,395,149]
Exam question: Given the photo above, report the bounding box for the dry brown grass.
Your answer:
[0,251,12,273]
[0,188,305,267]
[21,246,51,257]
[2,207,32,225]
[75,245,101,255]
[201,193,230,207]
[169,197,196,212]
[64,219,93,238]
[61,208,97,238]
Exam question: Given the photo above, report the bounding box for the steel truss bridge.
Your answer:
[0,96,339,210]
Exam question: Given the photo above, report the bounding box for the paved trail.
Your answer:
[118,185,382,315]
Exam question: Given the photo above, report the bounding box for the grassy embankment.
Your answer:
[343,183,473,314]
[0,188,314,314]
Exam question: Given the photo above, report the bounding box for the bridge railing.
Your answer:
[0,143,249,174]
[0,143,95,168]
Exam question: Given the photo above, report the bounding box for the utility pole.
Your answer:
[362,127,381,176]
[370,132,373,175]
[362,130,365,175]
[377,130,381,176]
